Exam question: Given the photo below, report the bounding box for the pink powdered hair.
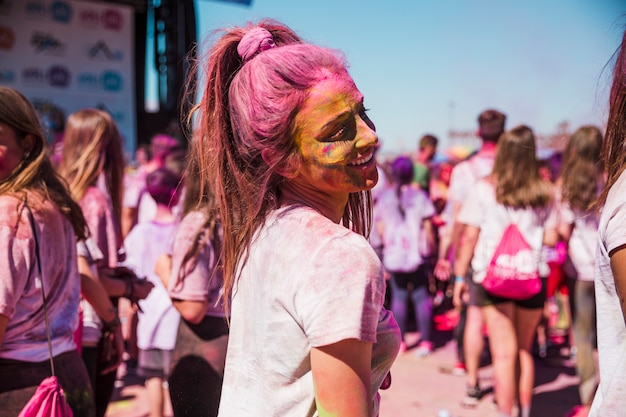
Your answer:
[185,19,373,314]
[237,27,276,62]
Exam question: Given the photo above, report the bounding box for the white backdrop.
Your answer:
[0,0,136,155]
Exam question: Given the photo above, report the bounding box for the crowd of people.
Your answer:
[0,18,625,417]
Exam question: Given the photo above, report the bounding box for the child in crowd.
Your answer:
[373,155,437,356]
[122,167,182,417]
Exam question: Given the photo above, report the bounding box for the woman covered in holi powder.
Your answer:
[186,19,401,417]
[0,87,95,416]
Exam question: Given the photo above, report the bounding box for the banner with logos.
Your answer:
[0,0,136,155]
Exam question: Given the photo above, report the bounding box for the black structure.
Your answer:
[101,0,197,147]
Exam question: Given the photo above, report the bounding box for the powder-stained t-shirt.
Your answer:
[80,186,121,268]
[373,185,436,272]
[444,153,495,226]
[0,191,79,362]
[556,184,599,282]
[590,170,626,416]
[167,210,226,318]
[457,179,558,284]
[218,205,401,417]
[124,220,180,351]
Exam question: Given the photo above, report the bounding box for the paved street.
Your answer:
[106,307,582,417]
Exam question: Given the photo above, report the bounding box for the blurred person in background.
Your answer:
[587,31,626,414]
[58,108,153,417]
[434,108,507,406]
[0,86,95,416]
[373,155,437,357]
[454,125,558,417]
[556,125,604,417]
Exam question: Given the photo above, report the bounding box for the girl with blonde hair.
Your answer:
[454,125,559,417]
[0,86,94,416]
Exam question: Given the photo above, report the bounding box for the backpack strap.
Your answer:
[25,203,56,377]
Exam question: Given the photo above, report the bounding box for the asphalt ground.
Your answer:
[106,302,582,417]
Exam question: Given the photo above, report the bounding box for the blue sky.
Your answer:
[194,0,625,155]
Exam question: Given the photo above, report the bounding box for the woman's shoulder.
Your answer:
[82,186,109,203]
[275,206,373,252]
[80,186,112,217]
[0,194,24,230]
[180,210,208,227]
[0,194,22,212]
[176,210,208,239]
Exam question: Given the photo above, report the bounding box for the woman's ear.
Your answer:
[261,148,299,179]
[22,134,35,158]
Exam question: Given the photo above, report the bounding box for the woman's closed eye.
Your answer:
[360,107,375,131]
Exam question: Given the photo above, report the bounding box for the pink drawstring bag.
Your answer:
[18,376,73,417]
[482,223,542,300]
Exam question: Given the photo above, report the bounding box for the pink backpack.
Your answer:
[482,223,542,300]
[18,376,73,417]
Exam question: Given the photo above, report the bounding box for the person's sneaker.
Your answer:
[461,384,481,408]
[414,342,433,358]
[451,361,467,376]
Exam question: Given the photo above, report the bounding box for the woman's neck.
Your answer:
[278,182,347,224]
[153,204,177,224]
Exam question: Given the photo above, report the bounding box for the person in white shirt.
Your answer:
[187,20,401,417]
[455,125,558,417]
[590,29,626,417]
[373,155,437,356]
[435,108,506,406]
[556,125,604,417]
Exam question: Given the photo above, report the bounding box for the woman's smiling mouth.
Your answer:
[348,151,374,166]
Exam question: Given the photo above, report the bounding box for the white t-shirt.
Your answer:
[218,205,400,417]
[167,210,226,318]
[77,237,105,345]
[0,192,79,362]
[557,186,599,282]
[123,220,180,350]
[373,185,436,272]
[444,153,495,225]
[590,170,626,416]
[457,179,558,284]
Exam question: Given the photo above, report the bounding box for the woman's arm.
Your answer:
[452,225,479,308]
[156,253,209,324]
[79,257,118,323]
[558,222,574,243]
[543,227,560,248]
[610,244,626,323]
[421,217,437,259]
[78,256,124,373]
[172,300,209,325]
[311,338,372,417]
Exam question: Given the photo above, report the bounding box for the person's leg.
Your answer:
[483,302,517,416]
[454,304,468,374]
[412,267,433,356]
[81,346,99,390]
[573,280,598,405]
[169,356,222,417]
[514,306,543,417]
[145,377,165,417]
[94,359,117,417]
[389,272,410,348]
[464,304,485,387]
